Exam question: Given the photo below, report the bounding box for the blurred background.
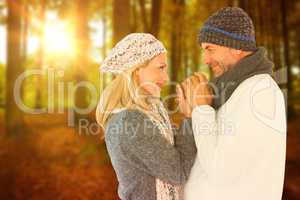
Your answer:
[0,0,299,199]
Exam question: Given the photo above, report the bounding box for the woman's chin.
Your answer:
[150,91,161,98]
[146,90,161,98]
[142,86,161,97]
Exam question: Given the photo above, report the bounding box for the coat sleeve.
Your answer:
[173,118,197,179]
[106,110,196,185]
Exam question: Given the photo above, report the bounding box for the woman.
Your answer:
[96,33,196,200]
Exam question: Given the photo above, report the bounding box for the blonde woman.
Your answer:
[96,33,196,200]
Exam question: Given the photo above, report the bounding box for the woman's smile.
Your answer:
[156,82,165,89]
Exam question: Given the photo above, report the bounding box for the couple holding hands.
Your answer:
[96,7,286,200]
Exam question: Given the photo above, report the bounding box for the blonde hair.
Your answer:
[96,61,152,127]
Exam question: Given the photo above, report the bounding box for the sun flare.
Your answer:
[44,22,75,56]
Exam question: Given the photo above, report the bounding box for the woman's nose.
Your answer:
[163,72,170,83]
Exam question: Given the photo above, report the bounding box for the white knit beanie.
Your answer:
[100,33,167,74]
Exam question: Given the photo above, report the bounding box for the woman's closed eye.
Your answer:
[159,65,166,70]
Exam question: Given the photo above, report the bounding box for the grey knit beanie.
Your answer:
[198,7,257,51]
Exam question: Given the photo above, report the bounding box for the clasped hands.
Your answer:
[176,72,213,118]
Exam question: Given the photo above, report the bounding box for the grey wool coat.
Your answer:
[104,109,197,200]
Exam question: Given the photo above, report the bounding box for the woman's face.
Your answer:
[135,53,169,97]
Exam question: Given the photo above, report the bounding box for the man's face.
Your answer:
[201,43,239,78]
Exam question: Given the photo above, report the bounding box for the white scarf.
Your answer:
[149,100,183,200]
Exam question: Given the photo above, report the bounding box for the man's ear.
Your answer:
[230,49,243,59]
[235,50,243,55]
[230,48,242,55]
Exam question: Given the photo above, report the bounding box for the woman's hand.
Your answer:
[187,72,213,107]
[176,84,192,118]
[176,73,213,117]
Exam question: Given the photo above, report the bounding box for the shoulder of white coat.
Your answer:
[225,74,284,105]
[248,74,286,134]
[227,74,286,134]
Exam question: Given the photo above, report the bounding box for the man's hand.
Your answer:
[177,73,213,116]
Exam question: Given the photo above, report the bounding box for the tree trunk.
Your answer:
[297,27,300,67]
[101,0,108,88]
[150,0,162,37]
[73,0,91,126]
[169,0,185,110]
[21,0,28,68]
[139,0,149,32]
[238,0,247,10]
[131,0,138,32]
[280,0,292,117]
[20,0,29,107]
[35,0,46,109]
[113,0,130,45]
[266,0,274,61]
[5,0,25,136]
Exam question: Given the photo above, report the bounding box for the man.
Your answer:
[176,7,287,200]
